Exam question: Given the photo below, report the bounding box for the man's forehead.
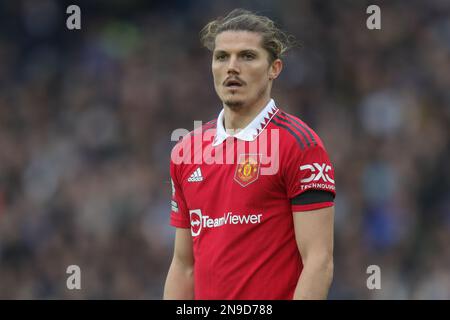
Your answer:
[214,30,264,52]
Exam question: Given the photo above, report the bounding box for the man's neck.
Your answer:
[223,97,271,133]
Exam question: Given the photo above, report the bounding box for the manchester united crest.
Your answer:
[234,154,261,187]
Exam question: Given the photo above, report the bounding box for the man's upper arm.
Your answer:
[173,228,194,267]
[170,157,191,228]
[293,206,334,263]
[283,141,336,213]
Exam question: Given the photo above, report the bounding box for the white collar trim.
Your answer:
[213,99,279,146]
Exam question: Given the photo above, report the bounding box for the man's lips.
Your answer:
[223,78,245,87]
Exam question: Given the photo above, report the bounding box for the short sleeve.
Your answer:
[169,156,191,228]
[284,143,336,212]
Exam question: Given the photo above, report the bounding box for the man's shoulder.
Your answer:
[270,109,324,151]
[173,119,216,145]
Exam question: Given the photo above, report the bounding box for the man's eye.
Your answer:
[243,54,255,60]
[216,55,227,61]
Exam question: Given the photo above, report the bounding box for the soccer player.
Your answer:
[164,9,336,300]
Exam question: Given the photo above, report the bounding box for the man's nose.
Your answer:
[227,56,240,74]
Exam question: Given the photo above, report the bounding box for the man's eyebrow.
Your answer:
[213,49,259,54]
[213,50,228,55]
[240,49,258,55]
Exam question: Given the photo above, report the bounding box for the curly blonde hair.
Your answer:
[200,9,295,63]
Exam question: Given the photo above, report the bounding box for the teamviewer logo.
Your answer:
[190,209,202,237]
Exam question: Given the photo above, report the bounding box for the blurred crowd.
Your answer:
[0,0,449,299]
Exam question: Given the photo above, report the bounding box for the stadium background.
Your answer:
[0,0,449,299]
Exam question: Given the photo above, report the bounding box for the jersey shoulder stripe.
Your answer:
[273,114,313,148]
[277,111,317,147]
[271,118,306,150]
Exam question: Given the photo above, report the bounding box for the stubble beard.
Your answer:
[222,83,268,112]
[224,99,244,111]
[222,89,245,111]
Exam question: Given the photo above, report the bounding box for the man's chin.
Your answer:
[224,99,244,111]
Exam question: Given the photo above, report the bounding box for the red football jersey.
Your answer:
[169,99,336,299]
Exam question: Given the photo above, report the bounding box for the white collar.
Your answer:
[212,99,279,146]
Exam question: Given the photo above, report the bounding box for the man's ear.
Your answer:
[269,59,283,80]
